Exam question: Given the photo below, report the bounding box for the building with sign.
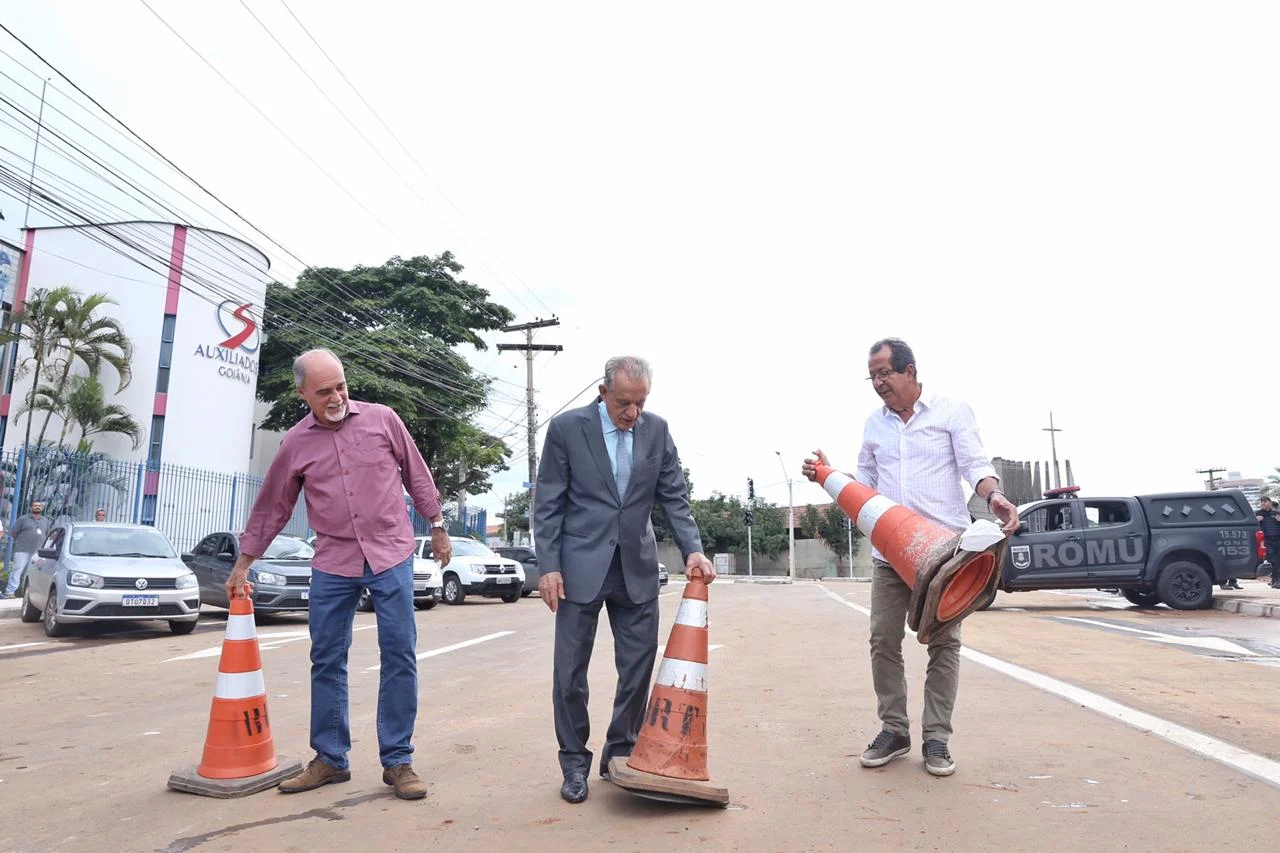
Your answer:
[0,222,269,476]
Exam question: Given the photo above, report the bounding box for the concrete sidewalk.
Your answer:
[1212,579,1280,619]
[0,596,22,620]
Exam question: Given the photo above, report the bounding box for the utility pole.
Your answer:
[775,451,795,579]
[846,516,854,578]
[497,317,562,545]
[1196,467,1226,491]
[456,459,469,537]
[745,477,755,577]
[23,80,48,229]
[1043,411,1064,489]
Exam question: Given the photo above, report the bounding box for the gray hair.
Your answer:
[869,337,917,377]
[603,355,652,390]
[294,348,342,387]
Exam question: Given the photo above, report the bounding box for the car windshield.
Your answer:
[263,535,314,560]
[69,527,177,558]
[444,539,493,557]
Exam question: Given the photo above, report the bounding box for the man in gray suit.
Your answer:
[534,355,714,804]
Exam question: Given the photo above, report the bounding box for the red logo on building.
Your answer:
[216,301,260,353]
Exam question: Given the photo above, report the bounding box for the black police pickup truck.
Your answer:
[982,486,1263,610]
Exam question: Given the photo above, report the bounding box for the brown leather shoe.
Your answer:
[382,763,428,800]
[278,757,351,793]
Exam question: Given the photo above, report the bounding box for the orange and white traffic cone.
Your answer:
[168,595,301,797]
[608,572,728,806]
[813,463,1008,643]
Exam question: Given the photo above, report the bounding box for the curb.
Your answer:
[1212,596,1280,620]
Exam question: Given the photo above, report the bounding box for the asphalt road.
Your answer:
[1,581,1277,853]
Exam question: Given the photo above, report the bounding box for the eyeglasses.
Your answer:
[866,368,900,383]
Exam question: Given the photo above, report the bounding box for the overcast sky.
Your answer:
[1,1,1277,521]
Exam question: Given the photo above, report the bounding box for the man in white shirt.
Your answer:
[803,338,1018,777]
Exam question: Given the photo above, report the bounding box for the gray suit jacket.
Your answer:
[533,402,703,604]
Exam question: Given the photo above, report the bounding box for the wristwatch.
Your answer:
[430,520,446,530]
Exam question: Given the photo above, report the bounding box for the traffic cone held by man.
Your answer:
[608,568,729,806]
[812,463,1008,643]
[168,595,301,797]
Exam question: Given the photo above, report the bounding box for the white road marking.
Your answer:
[365,631,515,672]
[0,642,48,653]
[164,624,373,662]
[819,586,1280,790]
[1059,616,1257,656]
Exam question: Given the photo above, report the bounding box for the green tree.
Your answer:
[689,492,749,553]
[35,290,132,446]
[1264,468,1280,501]
[501,489,531,542]
[803,502,861,570]
[64,375,143,452]
[651,466,693,542]
[0,285,75,449]
[749,500,790,558]
[257,253,516,495]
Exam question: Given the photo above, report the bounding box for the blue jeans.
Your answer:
[4,552,33,597]
[307,554,417,770]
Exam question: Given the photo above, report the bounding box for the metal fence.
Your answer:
[1,445,487,572]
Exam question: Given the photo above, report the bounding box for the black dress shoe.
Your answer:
[560,772,588,804]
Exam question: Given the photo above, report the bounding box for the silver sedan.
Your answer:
[19,522,201,637]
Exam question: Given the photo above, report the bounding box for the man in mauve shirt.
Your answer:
[227,348,452,800]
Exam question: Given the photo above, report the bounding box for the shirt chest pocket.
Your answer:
[344,432,396,473]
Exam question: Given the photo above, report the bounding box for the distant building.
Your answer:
[1216,472,1264,509]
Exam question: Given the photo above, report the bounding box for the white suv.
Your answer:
[417,536,524,605]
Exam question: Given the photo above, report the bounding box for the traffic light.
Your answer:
[744,509,754,527]
[747,478,754,501]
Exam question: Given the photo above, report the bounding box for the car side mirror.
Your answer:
[38,547,57,559]
[181,552,194,561]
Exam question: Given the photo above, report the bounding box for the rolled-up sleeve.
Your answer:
[240,442,303,558]
[389,409,442,520]
[950,402,998,489]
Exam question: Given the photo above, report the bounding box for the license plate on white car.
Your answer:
[122,595,158,607]
[413,581,429,591]
[496,576,513,584]
[301,590,309,600]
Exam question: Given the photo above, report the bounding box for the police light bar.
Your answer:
[1043,485,1082,499]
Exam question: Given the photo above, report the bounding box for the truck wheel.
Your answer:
[1157,562,1213,610]
[501,591,520,603]
[357,588,375,612]
[1122,589,1161,608]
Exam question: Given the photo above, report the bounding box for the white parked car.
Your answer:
[416,535,524,605]
[304,534,442,612]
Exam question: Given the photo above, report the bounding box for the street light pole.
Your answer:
[775,451,795,579]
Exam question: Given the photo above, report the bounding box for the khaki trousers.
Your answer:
[870,559,962,743]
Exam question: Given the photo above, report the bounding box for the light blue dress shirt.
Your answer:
[598,400,633,479]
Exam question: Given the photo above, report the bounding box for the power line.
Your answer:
[0,23,524,368]
[0,55,530,405]
[276,0,554,317]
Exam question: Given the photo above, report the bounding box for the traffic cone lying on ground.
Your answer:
[168,595,301,798]
[608,570,729,807]
[813,464,1009,643]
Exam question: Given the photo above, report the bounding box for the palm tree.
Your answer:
[65,375,143,452]
[1264,469,1280,501]
[35,291,133,446]
[0,285,77,449]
